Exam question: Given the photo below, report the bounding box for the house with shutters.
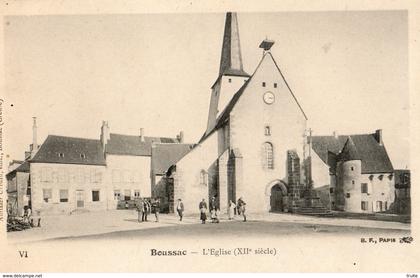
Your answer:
[7,119,183,215]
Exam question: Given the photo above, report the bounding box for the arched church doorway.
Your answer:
[265,180,288,212]
[270,185,284,212]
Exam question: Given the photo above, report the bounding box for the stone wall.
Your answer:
[173,131,219,214]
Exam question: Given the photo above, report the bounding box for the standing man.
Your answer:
[209,196,218,223]
[176,199,184,221]
[136,198,144,223]
[237,197,247,222]
[153,198,160,222]
[142,198,151,222]
[199,198,208,224]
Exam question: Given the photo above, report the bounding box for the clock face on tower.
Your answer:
[263,91,275,104]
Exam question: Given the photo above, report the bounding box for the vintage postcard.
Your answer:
[0,0,419,273]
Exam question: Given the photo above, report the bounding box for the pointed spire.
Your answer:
[219,12,249,77]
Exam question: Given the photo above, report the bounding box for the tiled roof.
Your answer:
[31,135,106,165]
[15,161,30,172]
[106,133,180,157]
[6,161,30,178]
[151,143,195,174]
[311,133,394,174]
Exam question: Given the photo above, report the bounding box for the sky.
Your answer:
[4,11,409,169]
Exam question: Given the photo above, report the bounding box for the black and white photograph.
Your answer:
[0,1,418,274]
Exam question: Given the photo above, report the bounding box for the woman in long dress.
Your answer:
[228,200,236,220]
[199,199,207,224]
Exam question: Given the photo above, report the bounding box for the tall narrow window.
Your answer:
[200,170,208,186]
[263,142,274,169]
[92,190,100,202]
[361,183,368,193]
[264,126,271,136]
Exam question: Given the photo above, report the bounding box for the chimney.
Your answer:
[140,128,145,142]
[374,129,383,146]
[178,131,184,143]
[30,117,39,158]
[333,131,338,139]
[100,121,110,150]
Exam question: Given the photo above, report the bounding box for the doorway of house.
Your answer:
[76,190,85,208]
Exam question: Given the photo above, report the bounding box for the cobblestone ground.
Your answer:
[6,209,410,243]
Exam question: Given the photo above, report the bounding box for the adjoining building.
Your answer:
[6,161,30,216]
[7,119,183,215]
[312,131,396,213]
[151,142,195,212]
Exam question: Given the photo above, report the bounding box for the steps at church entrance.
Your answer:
[295,206,333,216]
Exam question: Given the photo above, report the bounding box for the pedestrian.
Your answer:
[214,208,220,223]
[23,206,32,223]
[153,198,160,222]
[142,198,151,222]
[176,199,184,221]
[136,198,144,222]
[209,196,218,223]
[228,200,236,220]
[199,198,207,224]
[237,197,247,222]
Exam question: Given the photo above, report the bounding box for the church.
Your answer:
[156,12,310,214]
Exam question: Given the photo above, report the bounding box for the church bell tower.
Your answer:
[205,12,250,134]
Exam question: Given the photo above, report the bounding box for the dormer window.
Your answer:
[58,153,64,158]
[80,153,86,159]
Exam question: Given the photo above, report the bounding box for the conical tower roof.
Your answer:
[218,12,249,77]
[340,136,361,161]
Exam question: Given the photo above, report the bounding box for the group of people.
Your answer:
[135,196,247,224]
[199,197,247,224]
[136,198,160,223]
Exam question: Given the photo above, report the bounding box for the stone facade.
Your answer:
[30,162,107,215]
[334,159,395,213]
[172,131,219,214]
